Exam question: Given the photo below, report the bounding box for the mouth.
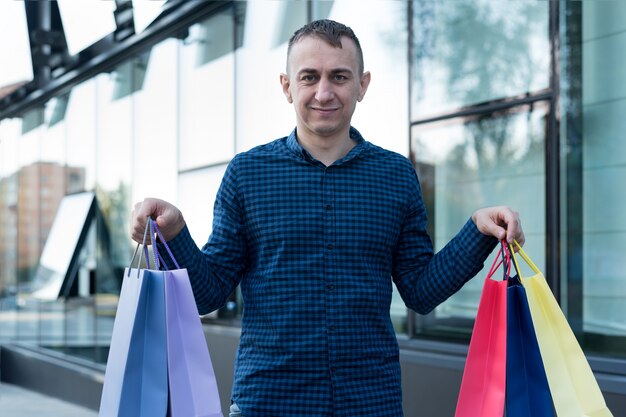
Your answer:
[311,106,338,115]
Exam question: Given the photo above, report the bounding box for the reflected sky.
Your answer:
[57,0,117,55]
[0,1,32,87]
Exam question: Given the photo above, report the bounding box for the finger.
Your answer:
[482,221,507,241]
[130,199,155,243]
[502,210,524,246]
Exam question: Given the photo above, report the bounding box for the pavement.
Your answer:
[0,382,98,416]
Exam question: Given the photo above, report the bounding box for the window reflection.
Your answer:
[178,165,228,247]
[0,0,33,87]
[411,0,549,119]
[132,40,177,205]
[57,0,116,56]
[0,122,20,343]
[411,103,548,339]
[179,10,236,170]
[132,0,165,34]
[561,0,626,356]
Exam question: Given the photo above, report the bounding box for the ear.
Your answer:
[280,73,293,103]
[357,71,371,102]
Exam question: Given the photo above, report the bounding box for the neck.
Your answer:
[297,130,355,166]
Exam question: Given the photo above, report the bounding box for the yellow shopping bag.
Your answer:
[511,241,613,417]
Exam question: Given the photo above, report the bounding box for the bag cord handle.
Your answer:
[127,217,180,275]
[486,240,511,281]
[149,218,180,270]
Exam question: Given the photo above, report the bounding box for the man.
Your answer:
[131,19,524,417]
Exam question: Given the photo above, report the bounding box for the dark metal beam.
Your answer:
[0,0,231,121]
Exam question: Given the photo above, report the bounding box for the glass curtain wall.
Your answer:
[0,0,624,369]
[409,0,550,341]
[561,1,626,357]
[0,5,240,360]
[409,0,626,362]
[0,1,412,356]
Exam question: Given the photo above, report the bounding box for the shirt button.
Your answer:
[326,284,335,290]
[326,244,334,250]
[325,204,332,210]
[328,325,336,332]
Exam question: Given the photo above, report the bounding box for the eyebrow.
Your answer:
[296,67,354,77]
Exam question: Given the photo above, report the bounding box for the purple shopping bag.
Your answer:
[165,270,223,417]
[151,220,223,417]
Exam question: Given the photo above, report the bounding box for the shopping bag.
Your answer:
[118,268,169,416]
[512,241,613,417]
[98,265,144,416]
[150,220,223,417]
[505,243,554,417]
[454,244,509,417]
[99,224,169,417]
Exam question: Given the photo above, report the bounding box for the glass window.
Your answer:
[561,1,626,357]
[178,165,228,247]
[179,10,236,170]
[411,103,548,340]
[327,0,410,156]
[17,109,43,284]
[95,67,133,276]
[66,81,97,191]
[235,0,304,152]
[57,0,117,56]
[0,0,33,86]
[132,0,166,34]
[0,120,20,343]
[132,40,178,205]
[411,0,550,120]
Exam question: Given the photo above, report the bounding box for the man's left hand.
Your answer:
[472,206,525,247]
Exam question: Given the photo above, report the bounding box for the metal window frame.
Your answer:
[0,0,232,121]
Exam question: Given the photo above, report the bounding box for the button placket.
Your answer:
[322,167,338,378]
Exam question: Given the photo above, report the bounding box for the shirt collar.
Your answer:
[286,126,367,166]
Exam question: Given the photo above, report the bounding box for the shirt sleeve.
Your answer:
[159,158,247,315]
[391,167,497,314]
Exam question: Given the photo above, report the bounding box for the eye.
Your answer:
[333,74,348,81]
[301,74,317,82]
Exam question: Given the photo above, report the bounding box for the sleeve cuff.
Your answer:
[456,217,499,267]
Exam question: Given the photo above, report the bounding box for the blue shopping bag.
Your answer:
[117,268,168,416]
[506,243,554,417]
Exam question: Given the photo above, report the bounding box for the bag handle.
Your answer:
[511,240,541,275]
[486,241,511,281]
[148,218,180,271]
[127,217,180,275]
[506,242,523,280]
[127,217,156,276]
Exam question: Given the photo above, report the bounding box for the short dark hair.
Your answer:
[287,19,364,75]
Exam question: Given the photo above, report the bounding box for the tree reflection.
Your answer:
[412,0,548,179]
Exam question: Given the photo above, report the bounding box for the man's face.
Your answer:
[280,36,370,142]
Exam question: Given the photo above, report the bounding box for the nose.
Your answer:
[315,77,334,103]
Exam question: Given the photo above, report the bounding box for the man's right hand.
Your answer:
[130,198,186,244]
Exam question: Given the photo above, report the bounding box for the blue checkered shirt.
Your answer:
[164,127,497,416]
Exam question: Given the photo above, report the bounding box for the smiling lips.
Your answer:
[311,106,339,114]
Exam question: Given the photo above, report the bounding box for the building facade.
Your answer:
[0,1,625,415]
